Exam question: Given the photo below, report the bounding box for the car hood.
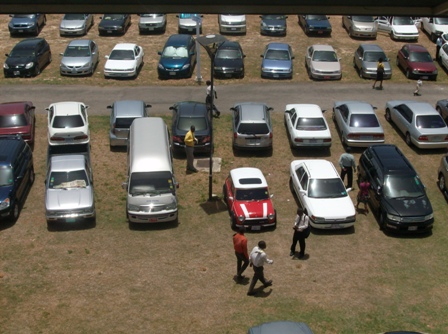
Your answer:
[306,19,331,28]
[408,61,437,72]
[392,25,418,34]
[105,59,136,69]
[363,60,392,72]
[5,56,36,66]
[262,58,291,70]
[311,60,341,71]
[10,17,35,26]
[46,187,94,211]
[214,57,243,68]
[353,21,376,29]
[306,196,355,219]
[127,193,177,208]
[384,196,433,217]
[61,56,93,66]
[60,20,85,29]
[159,57,190,68]
[0,185,13,201]
[232,200,274,219]
[99,19,124,27]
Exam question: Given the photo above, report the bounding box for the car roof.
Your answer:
[49,101,85,116]
[166,34,193,45]
[396,101,438,115]
[267,42,290,50]
[112,43,137,50]
[230,167,268,189]
[285,104,323,117]
[335,101,374,113]
[404,44,429,52]
[14,38,45,48]
[0,136,26,166]
[50,154,86,172]
[294,159,339,179]
[368,145,415,175]
[235,103,269,121]
[360,44,384,52]
[311,44,335,51]
[0,102,32,115]
[67,39,92,47]
[113,100,147,117]
[174,101,208,117]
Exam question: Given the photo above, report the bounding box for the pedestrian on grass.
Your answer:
[184,125,198,173]
[339,147,356,189]
[372,58,384,90]
[290,208,310,259]
[233,226,249,281]
[356,177,371,214]
[247,241,273,296]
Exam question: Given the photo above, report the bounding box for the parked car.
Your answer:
[59,14,94,36]
[333,101,384,147]
[104,43,144,79]
[353,44,392,79]
[157,34,196,79]
[358,144,433,233]
[305,44,341,80]
[223,167,276,231]
[435,98,448,123]
[284,104,331,149]
[342,15,377,38]
[138,14,166,34]
[421,17,448,42]
[8,14,46,36]
[438,43,448,72]
[46,101,90,146]
[60,39,99,76]
[438,154,448,196]
[0,136,34,222]
[260,15,287,36]
[177,13,202,34]
[98,14,131,35]
[396,44,437,80]
[298,15,332,35]
[230,102,273,151]
[385,100,448,149]
[0,102,35,146]
[289,159,356,229]
[376,16,419,41]
[108,100,151,148]
[214,41,245,79]
[169,101,211,154]
[4,38,52,78]
[260,42,294,79]
[219,14,246,34]
[248,321,315,334]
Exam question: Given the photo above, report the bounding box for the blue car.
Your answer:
[8,14,46,37]
[298,14,332,36]
[157,34,196,79]
[260,42,294,79]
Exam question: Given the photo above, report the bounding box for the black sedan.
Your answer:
[4,38,52,78]
[98,14,131,35]
[214,41,245,79]
[169,101,212,154]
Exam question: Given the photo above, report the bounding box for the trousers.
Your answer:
[235,252,249,277]
[341,166,353,188]
[185,145,195,170]
[247,265,268,293]
[290,231,306,257]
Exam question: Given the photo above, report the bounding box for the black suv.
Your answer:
[0,136,34,222]
[358,144,433,233]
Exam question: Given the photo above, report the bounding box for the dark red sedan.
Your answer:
[396,44,438,80]
[0,102,36,146]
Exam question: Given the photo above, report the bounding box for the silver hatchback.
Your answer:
[60,39,99,76]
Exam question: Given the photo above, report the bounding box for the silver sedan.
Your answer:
[60,39,99,76]
[435,98,448,124]
[305,44,341,80]
[59,14,94,36]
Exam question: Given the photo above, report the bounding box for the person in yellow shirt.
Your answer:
[372,58,384,90]
[184,125,198,172]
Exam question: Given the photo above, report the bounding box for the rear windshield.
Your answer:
[52,115,84,128]
[0,114,27,127]
[416,115,446,128]
[235,187,269,201]
[178,117,207,131]
[349,114,380,128]
[237,123,269,135]
[129,171,174,196]
[296,117,327,130]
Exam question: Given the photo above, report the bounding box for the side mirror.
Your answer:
[376,186,382,196]
[270,194,274,198]
[346,187,352,192]
[228,196,234,201]
[121,182,128,190]
[60,53,64,56]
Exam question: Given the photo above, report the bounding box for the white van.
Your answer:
[123,117,178,223]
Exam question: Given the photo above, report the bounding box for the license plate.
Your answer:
[66,218,76,223]
[148,27,154,30]
[324,76,331,79]
[318,31,323,34]
[408,226,417,231]
[71,69,77,73]
[149,218,158,222]
[361,136,373,140]
[13,71,20,76]
[308,139,318,143]
[330,224,341,229]
[248,139,260,144]
[188,28,193,31]
[169,72,176,76]
[231,28,237,31]
[430,136,443,141]
[251,226,261,231]
[421,76,428,80]
[18,29,23,32]
[107,30,112,33]
[273,74,279,78]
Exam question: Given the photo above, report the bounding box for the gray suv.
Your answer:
[231,102,273,151]
[353,44,392,79]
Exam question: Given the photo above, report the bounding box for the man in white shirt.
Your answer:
[247,240,273,296]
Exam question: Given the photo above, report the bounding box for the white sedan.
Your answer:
[289,159,356,229]
[104,43,144,79]
[46,101,90,146]
[305,44,341,80]
[284,104,332,148]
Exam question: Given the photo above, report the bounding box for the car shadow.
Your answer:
[47,219,96,232]
[128,219,179,231]
[290,146,331,157]
[232,148,273,158]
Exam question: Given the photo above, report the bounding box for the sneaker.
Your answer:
[290,251,295,256]
[264,280,273,287]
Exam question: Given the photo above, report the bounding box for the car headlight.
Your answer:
[25,62,34,69]
[165,202,177,210]
[309,25,315,29]
[237,215,245,222]
[4,63,9,69]
[0,198,10,210]
[214,66,222,70]
[268,213,275,220]
[158,63,164,70]
[128,204,139,211]
[261,67,269,71]
[311,215,326,223]
[412,69,419,74]
[262,22,267,27]
[386,213,401,222]
[424,213,434,220]
[181,64,190,70]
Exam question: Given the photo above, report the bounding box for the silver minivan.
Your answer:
[123,117,178,224]
[219,14,246,34]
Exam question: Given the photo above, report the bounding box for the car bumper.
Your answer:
[261,27,286,35]
[235,219,276,231]
[127,210,178,223]
[346,138,385,147]
[139,24,165,32]
[4,68,35,78]
[384,218,433,233]
[158,68,191,79]
[214,68,244,78]
[306,28,332,35]
[60,67,92,76]
[99,27,125,35]
[291,139,332,148]
[361,69,392,79]
[392,33,419,40]
[350,30,377,38]
[220,25,246,34]
[233,140,273,150]
[310,217,356,230]
[104,70,136,78]
[109,135,128,147]
[60,28,85,35]
[412,139,448,149]
[46,210,96,223]
[261,70,292,79]
[310,72,341,80]
[9,27,36,34]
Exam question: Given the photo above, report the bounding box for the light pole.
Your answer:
[192,15,203,83]
[196,34,226,201]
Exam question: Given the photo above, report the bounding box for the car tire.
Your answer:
[405,69,412,79]
[405,132,412,146]
[379,211,386,230]
[306,65,312,79]
[358,68,363,78]
[348,27,353,38]
[431,33,437,42]
[9,200,19,222]
[29,165,35,184]
[438,173,446,192]
[34,65,40,76]
[385,109,391,122]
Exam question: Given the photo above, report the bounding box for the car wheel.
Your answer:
[438,173,446,191]
[34,26,39,36]
[48,53,52,64]
[29,165,35,184]
[289,132,295,149]
[348,27,353,37]
[379,211,386,230]
[34,65,40,76]
[358,67,363,78]
[385,109,391,122]
[341,133,346,146]
[306,65,312,79]
[405,132,412,146]
[230,214,237,230]
[9,200,19,222]
[406,69,411,79]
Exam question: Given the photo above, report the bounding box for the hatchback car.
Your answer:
[305,44,341,80]
[421,17,448,41]
[177,13,202,34]
[223,167,276,231]
[438,154,448,196]
[396,44,437,80]
[385,100,448,149]
[214,41,245,79]
[59,14,94,36]
[98,14,131,35]
[60,39,99,76]
[0,102,35,146]
[376,16,419,41]
[104,43,144,79]
[342,16,377,38]
[353,44,392,79]
[435,98,448,123]
[298,15,332,35]
[333,101,385,147]
[289,159,356,229]
[284,104,332,149]
[157,34,196,79]
[4,38,52,78]
[219,14,246,34]
[108,100,151,148]
[231,102,273,151]
[260,43,294,79]
[358,144,433,233]
[46,101,90,146]
[138,14,166,34]
[260,15,287,36]
[170,101,211,154]
[8,14,46,36]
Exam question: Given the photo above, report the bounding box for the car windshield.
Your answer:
[393,17,414,25]
[416,115,446,128]
[308,178,347,198]
[312,51,338,62]
[352,16,374,22]
[109,50,135,60]
[115,117,137,129]
[296,117,327,130]
[13,14,35,19]
[129,171,175,196]
[235,187,269,201]
[349,114,380,127]
[140,14,164,18]
[216,49,242,59]
[306,15,327,20]
[64,46,91,57]
[178,116,207,131]
[52,115,84,128]
[383,175,425,199]
[237,123,270,135]
[179,13,199,19]
[162,46,188,58]
[434,17,448,25]
[409,51,432,62]
[265,49,290,60]
[103,14,124,20]
[9,48,34,58]
[0,167,13,187]
[0,114,28,127]
[63,14,86,20]
[364,51,387,62]
[49,169,89,189]
[263,15,286,20]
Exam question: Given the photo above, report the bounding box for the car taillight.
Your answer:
[347,133,360,139]
[418,135,428,141]
[112,122,116,134]
[294,138,303,142]
[50,136,65,141]
[74,135,88,140]
[269,132,273,139]
[234,132,238,139]
[21,133,31,140]
[323,138,331,142]
[201,136,211,144]
[172,136,183,144]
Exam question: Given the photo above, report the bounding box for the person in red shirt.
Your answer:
[233,226,249,280]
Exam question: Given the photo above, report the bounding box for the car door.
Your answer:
[90,40,99,66]
[440,44,448,70]
[394,105,411,135]
[397,46,409,71]
[285,108,297,140]
[376,16,391,33]
[188,37,196,66]
[305,46,313,70]
[296,166,309,211]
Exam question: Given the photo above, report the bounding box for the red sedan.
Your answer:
[396,44,438,80]
[0,102,36,146]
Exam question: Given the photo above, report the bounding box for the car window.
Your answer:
[237,123,269,135]
[162,46,188,58]
[409,51,432,62]
[296,117,327,130]
[349,114,380,127]
[235,187,269,201]
[338,105,349,121]
[103,14,124,20]
[64,45,91,57]
[52,115,84,128]
[299,170,308,190]
[265,49,290,60]
[312,50,337,62]
[393,17,414,25]
[178,117,207,131]
[80,105,87,121]
[64,14,86,20]
[290,112,297,125]
[0,114,28,127]
[135,46,140,56]
[308,178,347,198]
[364,51,386,62]
[352,16,374,22]
[306,15,327,20]
[0,167,13,186]
[396,105,413,123]
[416,115,446,128]
[109,49,135,60]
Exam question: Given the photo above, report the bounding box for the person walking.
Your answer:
[436,35,443,61]
[290,208,310,259]
[247,241,273,296]
[184,125,198,173]
[206,80,220,117]
[414,79,423,96]
[356,178,371,214]
[372,57,384,90]
[233,226,249,280]
[339,147,356,189]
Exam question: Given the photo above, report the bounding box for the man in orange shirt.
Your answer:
[233,226,249,280]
